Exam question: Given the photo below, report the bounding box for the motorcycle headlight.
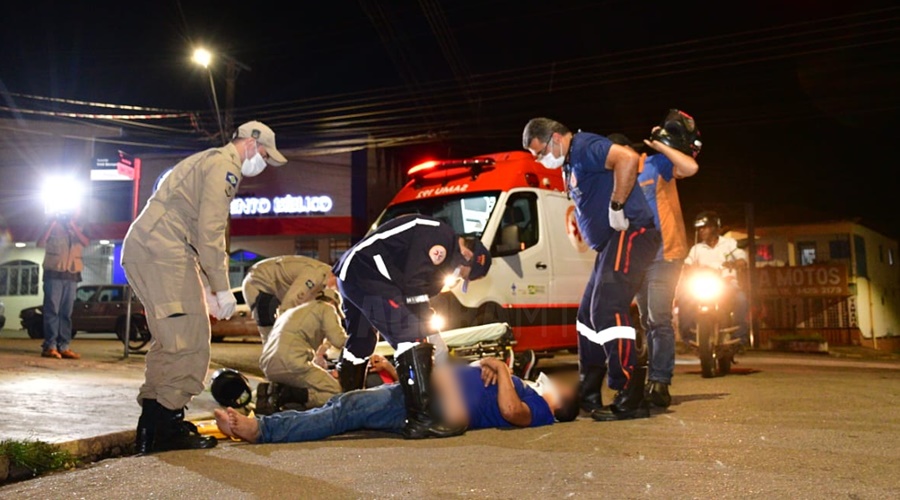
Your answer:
[687,271,724,302]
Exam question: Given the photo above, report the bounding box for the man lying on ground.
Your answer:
[215,356,579,443]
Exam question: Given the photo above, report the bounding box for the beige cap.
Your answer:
[235,121,287,166]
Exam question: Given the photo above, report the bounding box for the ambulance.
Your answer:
[372,150,596,355]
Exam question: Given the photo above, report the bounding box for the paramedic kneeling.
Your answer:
[332,214,491,439]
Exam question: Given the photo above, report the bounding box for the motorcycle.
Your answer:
[678,265,744,378]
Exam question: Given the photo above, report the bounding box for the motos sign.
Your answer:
[755,264,849,297]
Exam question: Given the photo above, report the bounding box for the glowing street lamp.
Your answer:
[192,47,226,144]
[191,47,251,142]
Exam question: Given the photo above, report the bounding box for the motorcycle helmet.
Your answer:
[210,368,252,408]
[650,109,702,158]
[694,211,721,229]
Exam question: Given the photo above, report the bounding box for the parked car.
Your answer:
[0,300,6,330]
[210,288,259,342]
[19,284,150,349]
[20,284,258,346]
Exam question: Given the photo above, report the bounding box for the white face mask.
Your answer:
[241,142,268,177]
[537,141,565,169]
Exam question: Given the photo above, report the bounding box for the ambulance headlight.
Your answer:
[441,268,463,292]
[430,313,445,332]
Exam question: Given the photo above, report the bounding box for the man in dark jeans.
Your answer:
[37,210,90,360]
[214,357,578,444]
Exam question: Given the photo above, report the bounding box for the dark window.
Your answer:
[854,235,867,278]
[0,260,40,296]
[492,193,539,256]
[829,239,851,259]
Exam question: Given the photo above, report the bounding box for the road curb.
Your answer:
[0,431,135,485]
[57,430,136,465]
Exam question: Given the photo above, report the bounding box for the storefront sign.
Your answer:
[230,195,334,216]
[755,263,849,297]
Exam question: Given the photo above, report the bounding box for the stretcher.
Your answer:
[373,321,515,363]
[327,322,537,380]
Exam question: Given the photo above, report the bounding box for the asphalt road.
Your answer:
[1,332,899,499]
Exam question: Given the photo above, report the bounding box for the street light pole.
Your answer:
[192,48,228,145]
[223,55,251,138]
[206,69,226,145]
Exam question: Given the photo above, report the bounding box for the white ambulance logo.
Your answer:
[428,245,447,265]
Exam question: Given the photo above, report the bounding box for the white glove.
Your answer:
[609,206,629,232]
[204,286,218,318]
[214,290,237,320]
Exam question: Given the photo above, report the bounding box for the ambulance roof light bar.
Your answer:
[407,158,496,183]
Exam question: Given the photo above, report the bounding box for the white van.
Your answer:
[372,151,595,354]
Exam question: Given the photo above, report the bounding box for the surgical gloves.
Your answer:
[214,290,238,320]
[609,206,629,232]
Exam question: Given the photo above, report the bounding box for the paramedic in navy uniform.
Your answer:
[332,214,492,438]
[523,117,661,421]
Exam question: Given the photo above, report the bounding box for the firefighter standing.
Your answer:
[332,214,491,439]
[122,121,287,453]
[242,255,335,344]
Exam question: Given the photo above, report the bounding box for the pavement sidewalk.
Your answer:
[0,336,263,483]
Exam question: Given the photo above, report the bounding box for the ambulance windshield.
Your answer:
[380,192,500,236]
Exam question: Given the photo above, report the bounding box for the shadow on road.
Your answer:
[682,367,761,376]
[670,392,729,405]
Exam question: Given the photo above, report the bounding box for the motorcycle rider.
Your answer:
[678,211,750,349]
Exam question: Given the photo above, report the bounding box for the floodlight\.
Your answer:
[42,176,84,217]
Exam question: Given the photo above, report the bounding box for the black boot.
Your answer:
[272,383,310,411]
[591,366,650,421]
[135,399,161,455]
[255,382,277,416]
[152,405,218,452]
[395,343,467,439]
[645,381,671,408]
[578,366,607,413]
[338,359,368,392]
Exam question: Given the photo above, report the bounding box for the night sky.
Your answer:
[1,0,898,237]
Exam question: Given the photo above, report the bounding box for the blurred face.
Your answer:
[698,225,718,244]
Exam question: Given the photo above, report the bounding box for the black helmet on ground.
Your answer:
[650,109,702,158]
[210,368,252,408]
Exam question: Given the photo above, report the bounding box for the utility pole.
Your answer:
[223,56,251,138]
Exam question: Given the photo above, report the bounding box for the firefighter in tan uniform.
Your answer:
[257,288,348,411]
[241,255,335,343]
[122,121,287,453]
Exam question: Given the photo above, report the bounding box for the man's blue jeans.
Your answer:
[41,278,77,352]
[259,383,406,443]
[635,259,682,385]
